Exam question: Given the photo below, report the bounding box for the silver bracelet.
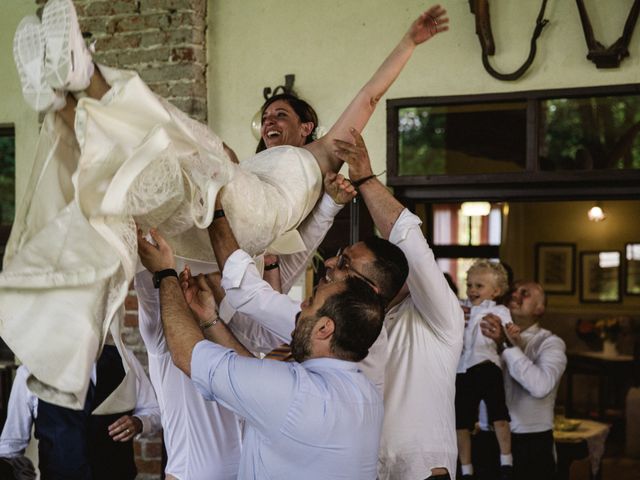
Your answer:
[200,318,219,330]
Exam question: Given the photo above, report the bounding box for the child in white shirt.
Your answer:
[456,260,513,479]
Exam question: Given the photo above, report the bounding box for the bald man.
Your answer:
[478,281,567,480]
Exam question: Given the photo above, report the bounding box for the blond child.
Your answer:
[456,260,513,479]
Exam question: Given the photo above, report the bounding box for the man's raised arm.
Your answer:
[334,130,463,340]
[137,228,203,376]
[334,128,404,239]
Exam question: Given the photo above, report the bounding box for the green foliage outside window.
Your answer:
[542,96,640,171]
[398,107,446,175]
[396,93,640,176]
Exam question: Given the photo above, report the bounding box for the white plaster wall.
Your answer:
[207,0,640,177]
[1,2,41,204]
[2,1,638,203]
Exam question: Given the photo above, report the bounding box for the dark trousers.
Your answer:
[472,429,555,480]
[472,429,500,480]
[34,346,137,480]
[512,430,555,480]
[424,473,451,480]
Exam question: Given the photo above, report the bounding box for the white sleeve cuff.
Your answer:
[218,296,236,324]
[317,192,344,216]
[502,345,526,363]
[221,249,255,289]
[135,415,151,436]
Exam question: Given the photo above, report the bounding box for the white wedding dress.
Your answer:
[0,65,322,410]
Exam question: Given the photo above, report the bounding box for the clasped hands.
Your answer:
[333,128,376,187]
[480,314,522,349]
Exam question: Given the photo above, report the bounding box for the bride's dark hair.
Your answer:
[256,93,318,153]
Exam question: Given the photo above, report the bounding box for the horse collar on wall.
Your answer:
[576,0,640,68]
[469,0,549,81]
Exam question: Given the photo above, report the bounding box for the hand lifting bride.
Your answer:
[0,0,448,409]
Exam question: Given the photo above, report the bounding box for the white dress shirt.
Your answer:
[221,192,343,355]
[457,299,512,373]
[0,357,161,458]
[480,324,567,434]
[378,209,464,479]
[135,271,243,480]
[221,249,388,394]
[191,340,383,479]
[220,193,387,394]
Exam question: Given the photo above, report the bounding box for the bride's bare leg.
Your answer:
[56,67,109,130]
[84,66,111,101]
[57,94,77,130]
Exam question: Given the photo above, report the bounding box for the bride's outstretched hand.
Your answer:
[407,5,449,45]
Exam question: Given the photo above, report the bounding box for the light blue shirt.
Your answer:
[191,340,383,479]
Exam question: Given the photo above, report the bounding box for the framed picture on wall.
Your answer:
[625,242,640,295]
[580,251,622,303]
[535,243,576,294]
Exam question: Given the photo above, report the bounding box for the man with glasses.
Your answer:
[332,130,464,480]
[137,226,386,479]
[205,195,408,394]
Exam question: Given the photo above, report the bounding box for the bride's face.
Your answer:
[261,100,313,149]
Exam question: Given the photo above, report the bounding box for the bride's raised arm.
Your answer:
[305,4,449,175]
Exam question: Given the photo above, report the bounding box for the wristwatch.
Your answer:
[500,337,514,353]
[153,268,178,288]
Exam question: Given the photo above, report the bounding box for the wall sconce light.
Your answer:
[460,201,491,217]
[251,74,296,140]
[587,203,606,222]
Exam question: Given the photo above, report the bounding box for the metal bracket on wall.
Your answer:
[263,74,296,100]
[576,0,640,69]
[469,0,549,81]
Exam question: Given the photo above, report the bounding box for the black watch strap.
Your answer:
[153,268,178,288]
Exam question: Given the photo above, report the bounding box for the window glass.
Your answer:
[0,127,14,360]
[433,203,502,246]
[0,127,15,261]
[431,202,502,296]
[397,103,527,176]
[540,96,640,171]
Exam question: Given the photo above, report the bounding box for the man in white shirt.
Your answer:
[137,220,386,479]
[333,131,464,479]
[133,171,351,479]
[478,281,567,480]
[216,233,405,396]
[134,271,244,480]
[0,349,161,480]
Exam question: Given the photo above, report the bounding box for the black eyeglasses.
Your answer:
[335,247,378,290]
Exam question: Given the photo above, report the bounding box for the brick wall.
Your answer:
[34,0,209,477]
[36,0,208,122]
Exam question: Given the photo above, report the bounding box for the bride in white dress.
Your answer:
[1,0,448,410]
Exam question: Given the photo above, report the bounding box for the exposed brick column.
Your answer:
[36,0,208,122]
[34,0,209,477]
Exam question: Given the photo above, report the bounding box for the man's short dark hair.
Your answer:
[317,277,385,362]
[362,236,409,306]
[256,93,318,153]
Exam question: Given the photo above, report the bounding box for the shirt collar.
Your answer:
[520,322,540,344]
[302,357,360,372]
